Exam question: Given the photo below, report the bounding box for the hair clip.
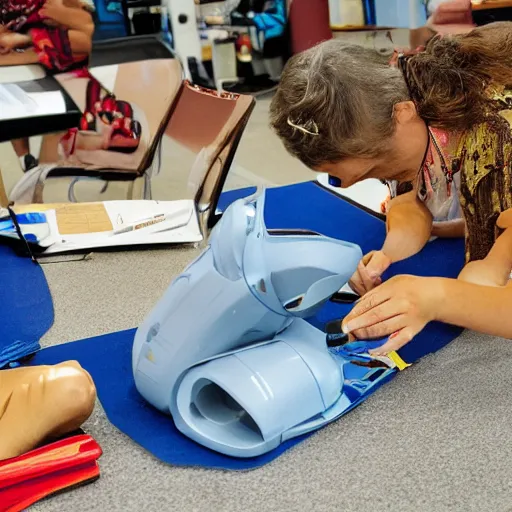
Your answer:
[287,117,320,136]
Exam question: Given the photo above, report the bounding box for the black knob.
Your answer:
[178,13,188,23]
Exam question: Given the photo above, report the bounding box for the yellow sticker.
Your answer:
[387,351,411,371]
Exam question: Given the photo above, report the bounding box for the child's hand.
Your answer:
[341,275,443,354]
[349,250,392,296]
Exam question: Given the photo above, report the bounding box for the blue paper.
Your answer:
[0,244,54,367]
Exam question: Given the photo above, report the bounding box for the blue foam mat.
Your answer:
[31,182,465,470]
[0,244,54,367]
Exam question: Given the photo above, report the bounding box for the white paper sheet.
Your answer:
[42,199,203,254]
[0,85,66,120]
[0,65,45,84]
[316,174,389,214]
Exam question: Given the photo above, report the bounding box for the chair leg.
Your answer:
[127,179,135,200]
[32,181,45,204]
[128,177,143,200]
[128,175,151,200]
[68,178,80,203]
[143,174,152,200]
[0,165,8,207]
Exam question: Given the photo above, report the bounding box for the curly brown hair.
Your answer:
[269,22,512,170]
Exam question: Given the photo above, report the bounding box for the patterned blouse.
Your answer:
[385,103,512,263]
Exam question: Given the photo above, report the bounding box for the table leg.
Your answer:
[0,166,8,207]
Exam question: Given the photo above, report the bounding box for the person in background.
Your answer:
[0,0,94,171]
[410,0,475,49]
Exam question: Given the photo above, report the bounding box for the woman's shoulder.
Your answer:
[457,118,512,196]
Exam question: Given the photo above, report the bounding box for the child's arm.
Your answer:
[0,49,40,65]
[382,190,433,262]
[431,218,465,238]
[349,191,433,295]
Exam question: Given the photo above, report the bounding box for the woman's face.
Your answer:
[317,101,429,188]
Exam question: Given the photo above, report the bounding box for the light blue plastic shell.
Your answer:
[132,190,363,457]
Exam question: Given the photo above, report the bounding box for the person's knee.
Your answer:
[47,362,96,422]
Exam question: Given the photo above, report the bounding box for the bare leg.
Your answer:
[39,133,65,164]
[11,139,30,158]
[0,361,96,461]
[0,49,40,65]
[11,138,38,172]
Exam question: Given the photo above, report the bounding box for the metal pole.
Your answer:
[165,0,202,80]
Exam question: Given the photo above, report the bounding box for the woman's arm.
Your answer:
[431,218,465,238]
[41,0,95,35]
[342,225,512,349]
[382,190,433,262]
[348,190,433,295]
[342,274,512,354]
[434,279,512,338]
[68,29,92,55]
[0,49,40,65]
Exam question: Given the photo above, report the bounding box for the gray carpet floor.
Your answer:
[30,237,512,512]
[5,99,510,512]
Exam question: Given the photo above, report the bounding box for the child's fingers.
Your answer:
[365,251,391,280]
[361,250,376,266]
[357,261,375,293]
[349,266,367,296]
[345,304,406,338]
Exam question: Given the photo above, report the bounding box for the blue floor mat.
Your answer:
[0,244,54,367]
[31,182,465,470]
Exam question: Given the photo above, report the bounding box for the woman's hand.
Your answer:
[0,31,32,53]
[349,250,392,296]
[40,0,66,20]
[341,275,444,355]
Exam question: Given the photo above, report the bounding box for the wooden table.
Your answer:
[0,69,81,207]
[472,0,512,10]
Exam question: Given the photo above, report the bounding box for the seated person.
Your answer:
[0,0,94,171]
[410,0,475,49]
[0,0,94,69]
